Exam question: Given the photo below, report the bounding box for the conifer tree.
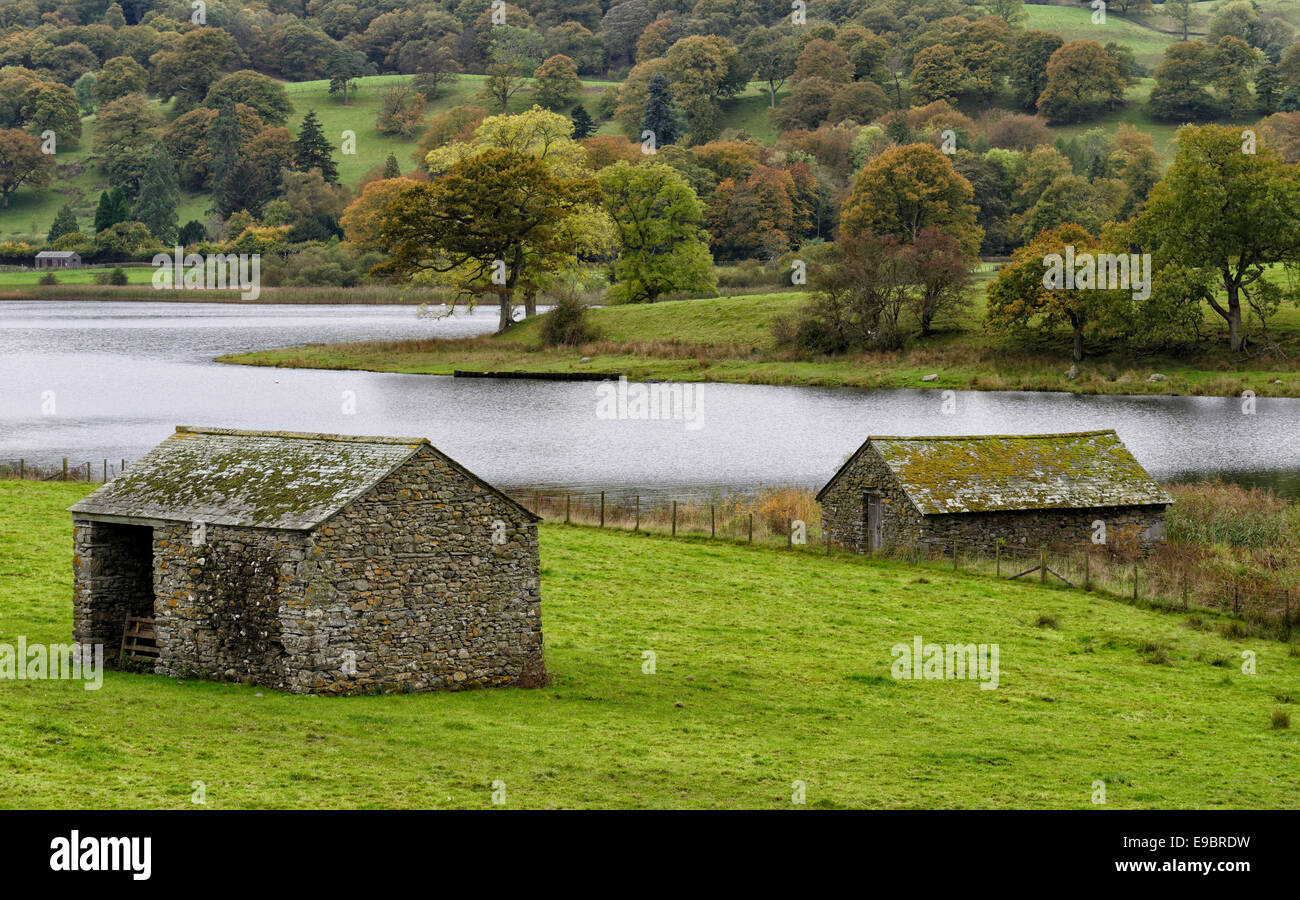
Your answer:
[292,110,338,183]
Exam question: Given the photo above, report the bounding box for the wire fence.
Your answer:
[5,465,1293,637]
[505,488,1299,638]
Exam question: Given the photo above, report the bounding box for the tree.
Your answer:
[412,46,461,101]
[570,104,595,139]
[909,44,967,106]
[73,72,97,115]
[986,223,1130,361]
[906,228,973,335]
[325,49,368,104]
[376,86,427,138]
[93,56,147,105]
[203,71,293,125]
[207,102,245,218]
[47,203,78,242]
[383,153,401,179]
[597,161,716,303]
[93,187,130,232]
[292,110,338,183]
[93,92,163,195]
[178,220,206,246]
[1036,41,1125,124]
[840,143,983,257]
[133,143,180,244]
[1129,124,1300,352]
[148,26,237,112]
[793,38,853,85]
[374,149,602,332]
[985,0,1027,26]
[659,35,746,144]
[533,55,582,109]
[1166,0,1196,42]
[1212,35,1258,116]
[20,82,81,147]
[1148,42,1218,121]
[480,58,532,113]
[641,74,685,147]
[0,128,53,208]
[742,25,797,108]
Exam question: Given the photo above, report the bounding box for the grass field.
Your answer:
[1023,5,1183,69]
[0,266,156,286]
[2,480,1297,808]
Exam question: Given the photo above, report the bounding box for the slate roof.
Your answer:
[816,430,1171,515]
[69,426,538,529]
[35,250,80,258]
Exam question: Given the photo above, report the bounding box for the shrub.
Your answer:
[38,271,58,285]
[539,293,597,346]
[1272,708,1290,729]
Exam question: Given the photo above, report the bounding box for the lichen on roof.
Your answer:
[827,430,1171,515]
[69,427,428,530]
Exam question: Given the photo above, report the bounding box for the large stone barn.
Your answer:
[817,430,1171,553]
[68,426,546,694]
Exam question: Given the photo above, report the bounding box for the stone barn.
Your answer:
[35,250,81,269]
[69,426,546,694]
[817,430,1171,553]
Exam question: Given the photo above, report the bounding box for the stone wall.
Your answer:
[820,445,1167,553]
[72,520,155,665]
[152,523,307,687]
[295,445,545,695]
[819,444,925,551]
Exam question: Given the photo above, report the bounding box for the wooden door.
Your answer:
[863,492,883,552]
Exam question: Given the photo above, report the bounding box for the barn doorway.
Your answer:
[862,492,883,552]
[83,522,157,667]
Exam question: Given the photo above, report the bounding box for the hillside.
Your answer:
[2,480,1296,808]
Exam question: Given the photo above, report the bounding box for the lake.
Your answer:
[3,300,1300,499]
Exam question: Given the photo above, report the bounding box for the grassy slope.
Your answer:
[2,480,1297,808]
[0,265,156,286]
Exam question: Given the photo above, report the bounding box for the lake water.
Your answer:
[3,300,1300,499]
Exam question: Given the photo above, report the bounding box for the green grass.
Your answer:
[222,275,1300,398]
[2,479,1298,808]
[0,265,156,286]
[1022,5,1182,69]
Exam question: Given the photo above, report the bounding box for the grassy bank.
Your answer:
[2,480,1298,808]
[220,291,1300,397]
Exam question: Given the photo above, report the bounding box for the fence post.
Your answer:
[103,459,107,482]
[600,491,605,528]
[565,494,571,524]
[748,513,753,544]
[85,462,90,481]
[1233,580,1239,615]
[711,505,715,538]
[995,544,1001,578]
[534,490,540,515]
[18,459,23,479]
[1182,574,1189,611]
[953,540,959,572]
[787,520,792,549]
[62,458,68,481]
[634,496,639,532]
[121,458,126,473]
[1132,564,1139,601]
[825,524,830,555]
[672,501,677,537]
[1040,549,1046,585]
[1083,553,1090,591]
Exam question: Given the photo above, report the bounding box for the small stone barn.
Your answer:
[35,250,81,269]
[69,426,546,694]
[817,430,1171,553]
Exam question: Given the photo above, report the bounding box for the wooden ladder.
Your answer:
[120,616,160,662]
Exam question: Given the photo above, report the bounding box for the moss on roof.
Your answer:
[822,430,1171,515]
[67,426,531,530]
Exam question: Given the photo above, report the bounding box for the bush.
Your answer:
[1272,708,1291,729]
[539,293,597,346]
[38,271,58,285]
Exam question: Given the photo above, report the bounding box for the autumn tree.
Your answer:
[93,56,147,105]
[906,228,973,336]
[376,85,427,137]
[19,82,81,146]
[986,223,1130,361]
[1036,41,1125,124]
[840,143,983,257]
[0,128,53,208]
[93,91,163,195]
[148,26,237,112]
[742,25,797,108]
[597,160,716,303]
[1129,124,1300,352]
[533,54,582,109]
[1148,42,1218,120]
[374,149,601,332]
[203,71,294,125]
